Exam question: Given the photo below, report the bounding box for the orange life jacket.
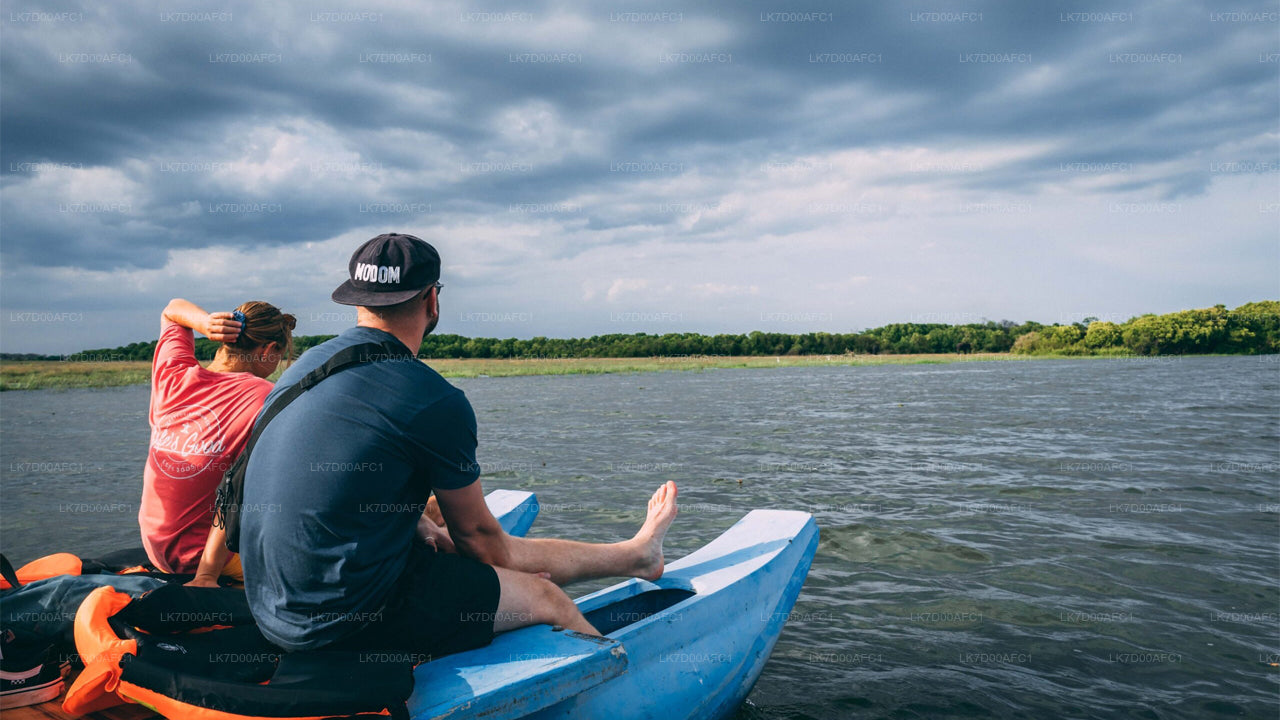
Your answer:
[65,584,413,720]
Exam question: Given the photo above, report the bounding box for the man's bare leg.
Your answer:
[437,481,680,637]
[505,481,679,586]
[491,566,599,635]
[488,483,680,636]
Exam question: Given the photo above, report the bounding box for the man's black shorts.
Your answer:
[329,541,501,661]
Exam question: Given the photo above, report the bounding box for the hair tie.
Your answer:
[231,310,246,325]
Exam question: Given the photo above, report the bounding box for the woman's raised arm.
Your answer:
[162,298,242,343]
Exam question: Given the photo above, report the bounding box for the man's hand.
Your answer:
[417,513,456,553]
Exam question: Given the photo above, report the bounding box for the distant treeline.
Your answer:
[7,301,1276,363]
[1009,301,1279,356]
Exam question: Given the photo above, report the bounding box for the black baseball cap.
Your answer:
[332,233,441,307]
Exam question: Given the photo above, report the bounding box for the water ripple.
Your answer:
[2,357,1277,719]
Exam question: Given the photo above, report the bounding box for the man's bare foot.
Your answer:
[632,481,678,580]
[424,495,446,526]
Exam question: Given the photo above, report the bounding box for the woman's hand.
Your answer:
[203,311,243,343]
[184,573,221,588]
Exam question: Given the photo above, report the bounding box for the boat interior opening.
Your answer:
[583,587,697,636]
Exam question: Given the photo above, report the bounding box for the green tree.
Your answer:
[1083,321,1122,350]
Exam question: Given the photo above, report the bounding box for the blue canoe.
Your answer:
[487,488,541,537]
[417,490,820,720]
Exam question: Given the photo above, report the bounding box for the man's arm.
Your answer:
[434,481,512,566]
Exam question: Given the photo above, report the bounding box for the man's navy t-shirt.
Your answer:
[239,327,480,651]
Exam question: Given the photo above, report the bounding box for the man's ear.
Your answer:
[424,287,439,316]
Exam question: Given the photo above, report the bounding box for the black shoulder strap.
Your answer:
[239,340,414,462]
[0,554,21,588]
[214,340,415,548]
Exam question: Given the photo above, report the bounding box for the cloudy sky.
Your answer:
[1,0,1276,353]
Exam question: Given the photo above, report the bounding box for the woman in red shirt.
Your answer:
[139,298,295,586]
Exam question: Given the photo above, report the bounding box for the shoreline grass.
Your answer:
[0,360,155,391]
[427,352,1027,378]
[2,354,1021,391]
[4,351,1252,391]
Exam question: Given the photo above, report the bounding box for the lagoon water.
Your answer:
[2,356,1277,718]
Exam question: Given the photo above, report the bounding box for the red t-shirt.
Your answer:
[139,322,273,573]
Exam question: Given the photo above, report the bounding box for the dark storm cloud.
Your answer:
[0,0,1275,274]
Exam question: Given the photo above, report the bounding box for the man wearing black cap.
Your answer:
[239,233,678,659]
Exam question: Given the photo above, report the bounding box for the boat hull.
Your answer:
[410,508,819,720]
[530,509,819,720]
[486,488,540,536]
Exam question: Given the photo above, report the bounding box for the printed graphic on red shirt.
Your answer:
[150,403,227,479]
